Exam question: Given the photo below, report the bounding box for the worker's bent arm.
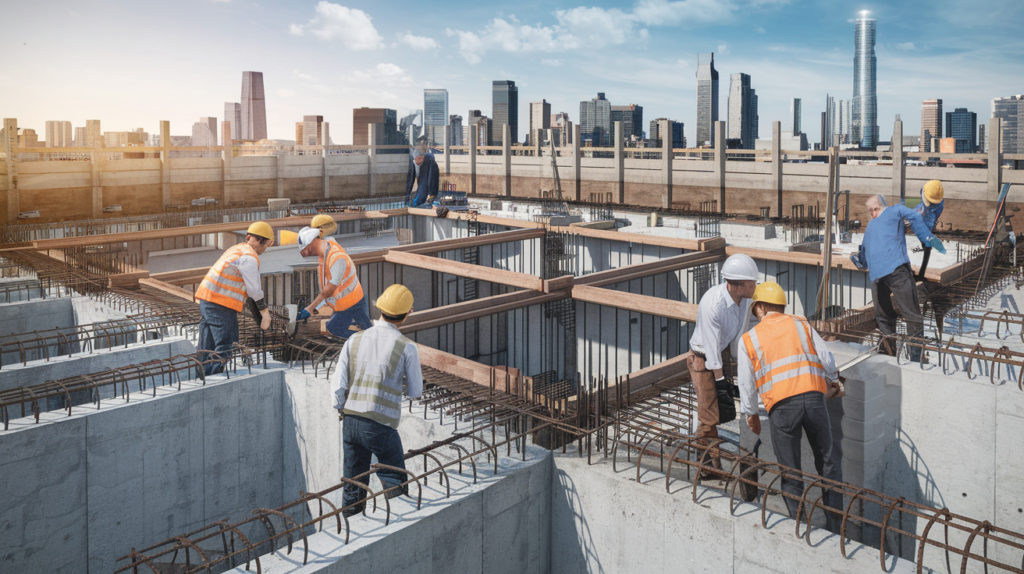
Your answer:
[236,255,266,305]
[810,328,839,382]
[332,339,353,410]
[894,204,936,245]
[405,345,423,399]
[701,311,726,373]
[736,344,759,416]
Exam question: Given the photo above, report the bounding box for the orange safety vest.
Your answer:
[321,239,363,311]
[741,313,828,413]
[195,243,260,312]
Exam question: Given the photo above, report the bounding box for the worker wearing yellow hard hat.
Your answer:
[332,284,422,518]
[195,221,275,375]
[912,180,945,280]
[737,281,844,533]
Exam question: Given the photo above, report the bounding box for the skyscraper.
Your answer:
[192,117,218,147]
[352,107,399,146]
[921,99,943,152]
[580,93,612,147]
[551,112,572,146]
[727,73,755,149]
[298,115,323,146]
[529,100,551,146]
[85,120,101,148]
[492,80,518,145]
[750,91,758,142]
[241,71,267,141]
[852,11,878,149]
[824,95,835,148]
[224,102,241,141]
[791,98,802,135]
[467,110,491,147]
[45,121,72,147]
[611,104,644,141]
[838,99,852,144]
[979,124,987,153]
[74,126,86,147]
[650,119,685,148]
[992,95,1024,154]
[695,53,719,147]
[945,108,976,154]
[423,89,449,146]
[449,115,463,146]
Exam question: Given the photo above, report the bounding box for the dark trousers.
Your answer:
[768,391,843,532]
[325,296,373,338]
[342,414,408,510]
[871,263,924,359]
[198,300,239,376]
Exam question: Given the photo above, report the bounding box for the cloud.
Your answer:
[288,2,384,50]
[397,32,440,50]
[293,69,315,80]
[895,42,916,50]
[445,29,484,64]
[349,63,412,88]
[632,0,735,26]
[717,42,730,55]
[277,89,296,97]
[541,59,563,66]
[755,26,765,33]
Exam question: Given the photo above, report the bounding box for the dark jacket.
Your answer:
[405,154,439,207]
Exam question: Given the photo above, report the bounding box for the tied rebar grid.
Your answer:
[114,367,553,574]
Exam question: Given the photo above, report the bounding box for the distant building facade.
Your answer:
[921,99,943,153]
[466,110,491,147]
[45,121,72,147]
[492,80,518,145]
[424,89,449,146]
[352,107,399,146]
[74,126,87,147]
[449,114,463,147]
[580,93,612,146]
[529,100,551,146]
[85,120,102,148]
[852,11,878,149]
[650,118,685,148]
[225,102,241,141]
[992,95,1024,154]
[696,53,719,147]
[192,117,218,147]
[727,74,756,149]
[791,98,802,135]
[241,71,267,141]
[551,112,572,146]
[611,104,643,141]
[945,108,977,154]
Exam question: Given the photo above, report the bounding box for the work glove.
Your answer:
[297,308,311,321]
[926,237,946,254]
[715,377,737,424]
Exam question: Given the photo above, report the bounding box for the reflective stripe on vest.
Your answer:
[195,243,259,312]
[741,314,828,413]
[321,240,364,311]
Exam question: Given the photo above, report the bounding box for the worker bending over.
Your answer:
[195,221,274,375]
[739,281,844,532]
[912,180,945,280]
[857,194,944,362]
[332,284,423,517]
[295,225,372,336]
[688,253,758,469]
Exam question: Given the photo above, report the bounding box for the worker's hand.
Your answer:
[259,309,272,331]
[926,237,946,254]
[337,409,345,421]
[746,415,761,435]
[297,308,311,321]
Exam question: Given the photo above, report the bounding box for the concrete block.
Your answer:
[994,411,1024,567]
[842,372,886,402]
[841,390,888,422]
[842,433,888,464]
[840,411,888,443]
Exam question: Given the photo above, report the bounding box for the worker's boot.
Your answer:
[342,502,365,518]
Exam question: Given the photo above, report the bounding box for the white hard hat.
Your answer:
[721,253,759,281]
[297,226,321,251]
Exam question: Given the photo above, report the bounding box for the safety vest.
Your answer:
[321,240,363,311]
[741,313,828,413]
[195,243,259,312]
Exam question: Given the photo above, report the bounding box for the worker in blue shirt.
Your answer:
[855,194,945,362]
[911,180,945,280]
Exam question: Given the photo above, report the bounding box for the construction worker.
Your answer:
[195,221,274,375]
[332,284,423,517]
[739,281,844,532]
[688,253,758,463]
[310,213,339,242]
[295,226,372,336]
[912,180,945,280]
[858,194,945,362]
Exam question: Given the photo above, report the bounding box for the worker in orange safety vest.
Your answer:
[295,226,372,337]
[738,281,845,532]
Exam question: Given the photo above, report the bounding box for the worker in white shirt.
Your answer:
[687,253,758,474]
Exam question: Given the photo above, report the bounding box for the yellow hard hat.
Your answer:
[922,180,944,206]
[247,221,273,240]
[751,281,787,308]
[310,214,338,238]
[377,284,414,316]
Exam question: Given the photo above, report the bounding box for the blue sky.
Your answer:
[3,0,1022,144]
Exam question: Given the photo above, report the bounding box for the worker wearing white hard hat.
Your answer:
[687,253,758,478]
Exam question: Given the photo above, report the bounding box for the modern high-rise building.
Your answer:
[611,104,644,141]
[921,99,943,152]
[352,107,399,146]
[695,53,719,147]
[823,95,835,148]
[727,74,755,149]
[992,95,1024,154]
[650,119,685,148]
[45,121,72,147]
[580,93,612,147]
[296,115,323,146]
[551,112,572,146]
[979,124,987,153]
[449,115,463,147]
[224,103,241,141]
[945,108,977,154]
[192,117,218,147]
[423,89,449,146]
[74,126,86,147]
[466,110,491,147]
[400,110,423,146]
[491,80,518,145]
[85,120,101,148]
[529,100,551,146]
[240,71,267,141]
[852,11,878,149]
[838,99,852,144]
[750,91,758,142]
[791,98,802,135]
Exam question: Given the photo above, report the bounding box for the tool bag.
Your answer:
[715,380,737,424]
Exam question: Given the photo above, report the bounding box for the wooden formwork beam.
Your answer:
[384,250,545,291]
[575,249,725,288]
[572,285,699,322]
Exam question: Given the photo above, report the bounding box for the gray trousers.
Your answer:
[768,391,843,532]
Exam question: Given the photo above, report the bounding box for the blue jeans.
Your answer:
[342,414,408,510]
[326,297,372,337]
[198,300,239,376]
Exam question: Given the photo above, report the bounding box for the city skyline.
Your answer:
[3,1,1023,145]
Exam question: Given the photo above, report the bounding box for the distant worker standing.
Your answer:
[857,194,944,362]
[332,284,423,517]
[195,221,274,375]
[295,226,372,337]
[688,253,759,454]
[739,281,844,532]
[912,180,945,280]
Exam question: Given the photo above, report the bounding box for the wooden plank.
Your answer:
[550,225,703,251]
[697,236,727,251]
[621,352,691,395]
[107,271,149,289]
[402,290,566,334]
[138,278,196,302]
[544,275,575,293]
[384,250,544,291]
[576,250,724,288]
[572,285,699,322]
[394,227,545,255]
[150,267,208,285]
[416,345,496,388]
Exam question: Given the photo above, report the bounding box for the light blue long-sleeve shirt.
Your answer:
[862,204,935,283]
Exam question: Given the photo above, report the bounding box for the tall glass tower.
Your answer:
[696,53,719,147]
[852,11,877,149]
[492,80,518,145]
[423,89,449,146]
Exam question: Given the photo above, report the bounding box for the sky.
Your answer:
[3,0,1023,145]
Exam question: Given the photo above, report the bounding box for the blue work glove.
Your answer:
[296,308,311,321]
[850,245,868,270]
[926,237,946,254]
